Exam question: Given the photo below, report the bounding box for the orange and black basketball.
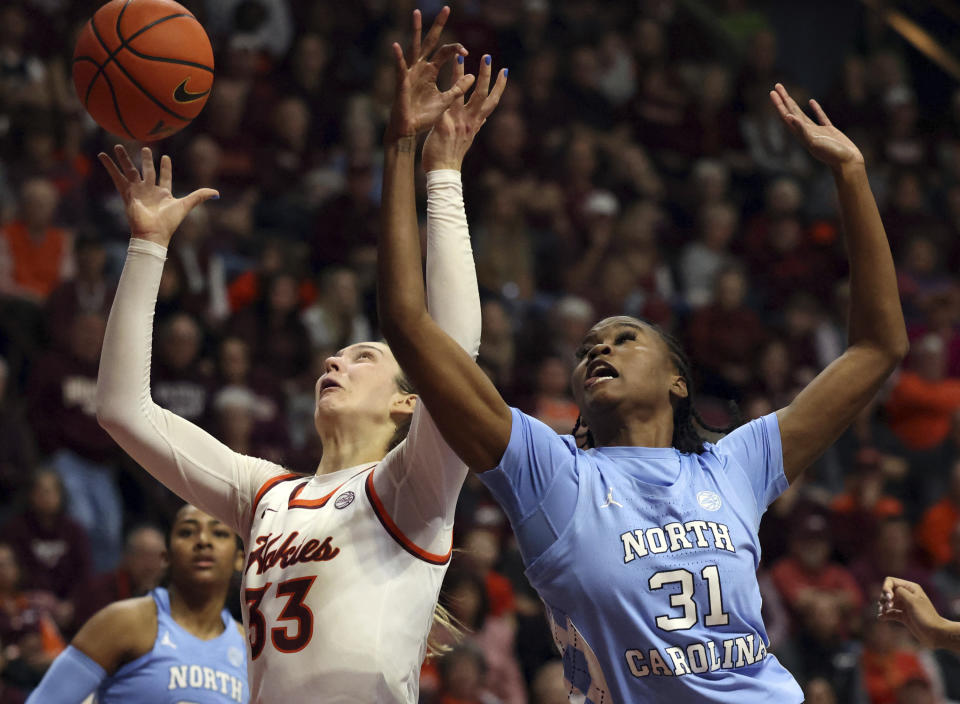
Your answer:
[72,0,214,141]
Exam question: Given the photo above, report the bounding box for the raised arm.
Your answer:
[95,146,284,536]
[769,83,908,482]
[379,20,511,473]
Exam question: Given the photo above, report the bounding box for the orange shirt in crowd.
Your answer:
[830,494,903,518]
[861,649,927,704]
[0,221,73,300]
[915,498,960,567]
[885,371,960,451]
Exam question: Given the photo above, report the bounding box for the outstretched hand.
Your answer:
[98,145,218,247]
[770,83,864,170]
[422,53,508,172]
[878,576,949,648]
[386,6,476,142]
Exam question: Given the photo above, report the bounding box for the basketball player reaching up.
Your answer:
[379,77,907,701]
[93,8,506,702]
[879,576,960,651]
[26,505,248,704]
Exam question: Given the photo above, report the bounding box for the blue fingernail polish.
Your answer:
[457,55,463,64]
[504,68,509,77]
[485,55,491,65]
[212,195,220,200]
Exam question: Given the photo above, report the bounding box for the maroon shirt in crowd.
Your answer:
[2,510,91,600]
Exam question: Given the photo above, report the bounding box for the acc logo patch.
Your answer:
[697,490,722,511]
[228,646,244,667]
[334,491,355,509]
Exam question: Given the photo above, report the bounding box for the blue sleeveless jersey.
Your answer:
[97,588,249,704]
[480,409,804,703]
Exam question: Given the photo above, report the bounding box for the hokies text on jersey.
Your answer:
[245,531,340,576]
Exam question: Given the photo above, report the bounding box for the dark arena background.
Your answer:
[2,1,960,702]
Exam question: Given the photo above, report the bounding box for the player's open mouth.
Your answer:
[585,361,618,388]
[319,378,343,395]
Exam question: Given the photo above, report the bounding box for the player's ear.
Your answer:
[390,392,417,419]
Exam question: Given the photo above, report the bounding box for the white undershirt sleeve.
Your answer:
[372,169,480,555]
[96,239,285,538]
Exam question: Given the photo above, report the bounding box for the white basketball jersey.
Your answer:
[241,463,450,703]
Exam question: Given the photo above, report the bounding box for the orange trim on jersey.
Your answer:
[251,473,302,521]
[364,471,452,565]
[288,481,342,509]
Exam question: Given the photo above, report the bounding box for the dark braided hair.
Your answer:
[571,321,740,454]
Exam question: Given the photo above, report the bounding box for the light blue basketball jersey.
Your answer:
[97,587,249,704]
[480,409,804,703]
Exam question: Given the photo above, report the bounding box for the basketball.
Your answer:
[72,0,214,141]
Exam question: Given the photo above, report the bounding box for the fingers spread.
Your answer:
[141,147,156,185]
[392,42,409,81]
[481,68,508,118]
[809,98,833,127]
[409,9,422,65]
[115,144,140,181]
[183,188,220,211]
[420,5,450,60]
[159,154,173,192]
[98,152,128,193]
[775,82,810,124]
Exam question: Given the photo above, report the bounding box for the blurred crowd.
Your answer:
[2,0,960,702]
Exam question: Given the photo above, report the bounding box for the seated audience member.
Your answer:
[0,358,37,518]
[301,266,372,351]
[771,513,864,632]
[776,598,867,703]
[0,178,73,303]
[437,643,501,704]
[71,525,165,626]
[529,660,567,704]
[2,469,91,631]
[895,677,936,704]
[686,264,766,399]
[151,312,211,424]
[25,313,119,572]
[850,517,937,616]
[678,202,738,308]
[43,234,113,352]
[0,543,64,688]
[886,334,960,452]
[916,459,960,567]
[861,617,930,704]
[830,448,904,561]
[528,356,579,435]
[933,522,960,621]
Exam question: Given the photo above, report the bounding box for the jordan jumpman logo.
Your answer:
[600,487,623,508]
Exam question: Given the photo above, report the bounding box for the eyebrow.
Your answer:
[337,343,383,357]
[581,322,646,346]
[176,518,224,528]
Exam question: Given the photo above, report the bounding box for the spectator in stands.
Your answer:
[917,459,960,567]
[437,643,500,704]
[212,335,286,440]
[0,358,37,519]
[771,512,864,632]
[0,178,72,303]
[933,521,960,622]
[0,543,64,688]
[300,266,371,351]
[529,661,566,704]
[0,637,26,704]
[830,448,904,560]
[164,205,229,325]
[687,264,766,399]
[679,202,738,308]
[886,334,960,452]
[803,677,839,704]
[776,597,867,703]
[529,356,579,435]
[43,234,112,352]
[860,616,930,704]
[151,312,211,425]
[850,517,937,614]
[2,468,91,632]
[26,312,119,571]
[71,525,165,626]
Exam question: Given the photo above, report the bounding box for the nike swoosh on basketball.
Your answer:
[173,78,210,104]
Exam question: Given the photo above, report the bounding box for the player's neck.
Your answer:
[589,408,674,449]
[315,422,391,475]
[168,582,227,641]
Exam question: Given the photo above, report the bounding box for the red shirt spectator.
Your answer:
[886,335,960,451]
[916,459,960,567]
[0,179,73,302]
